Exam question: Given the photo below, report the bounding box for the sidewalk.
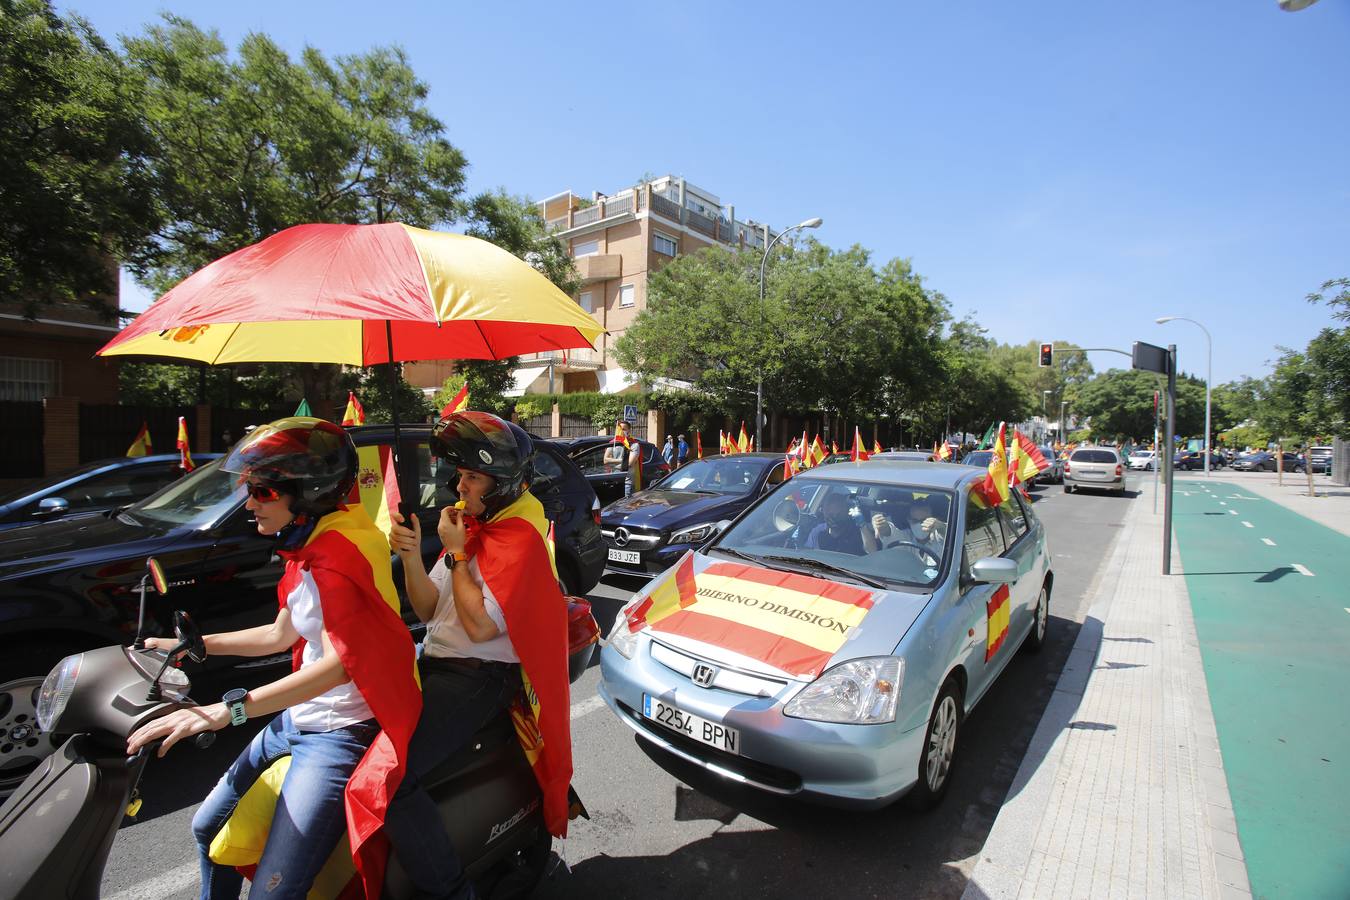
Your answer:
[964,479,1250,899]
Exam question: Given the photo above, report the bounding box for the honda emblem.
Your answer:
[691,663,718,687]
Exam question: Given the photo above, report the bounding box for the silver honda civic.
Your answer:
[598,461,1053,809]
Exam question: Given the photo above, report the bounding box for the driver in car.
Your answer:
[805,492,867,555]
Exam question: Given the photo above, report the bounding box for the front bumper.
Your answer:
[598,642,922,808]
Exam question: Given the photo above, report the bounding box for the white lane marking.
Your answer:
[571,694,607,720]
[1219,501,1227,506]
[1292,563,1315,577]
[105,862,198,900]
[1345,608,1350,616]
[1262,538,1276,546]
[1228,510,1238,515]
[1242,521,1253,528]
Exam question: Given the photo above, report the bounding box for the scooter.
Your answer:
[0,557,599,900]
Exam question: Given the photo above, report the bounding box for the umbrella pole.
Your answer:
[385,319,411,520]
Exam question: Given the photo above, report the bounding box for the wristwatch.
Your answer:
[222,688,248,726]
[443,551,468,571]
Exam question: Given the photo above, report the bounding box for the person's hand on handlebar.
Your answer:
[127,704,230,757]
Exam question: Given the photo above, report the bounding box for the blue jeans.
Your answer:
[191,711,379,900]
[383,657,521,900]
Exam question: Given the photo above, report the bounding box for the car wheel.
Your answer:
[0,641,89,799]
[906,677,962,811]
[1064,483,1074,494]
[1024,582,1050,653]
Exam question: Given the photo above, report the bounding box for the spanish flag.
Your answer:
[1009,428,1049,487]
[973,423,1010,507]
[696,432,703,459]
[937,441,953,461]
[176,416,194,472]
[986,583,1011,660]
[342,391,366,426]
[126,421,152,458]
[440,383,469,418]
[463,491,573,836]
[808,436,826,467]
[617,425,642,492]
[737,422,749,453]
[850,426,870,462]
[276,504,422,897]
[873,437,883,456]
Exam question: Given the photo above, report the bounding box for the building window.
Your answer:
[0,356,60,401]
[619,284,635,308]
[578,291,593,313]
[573,239,599,258]
[653,233,678,256]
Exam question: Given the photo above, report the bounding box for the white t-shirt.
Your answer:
[422,556,519,663]
[285,569,376,732]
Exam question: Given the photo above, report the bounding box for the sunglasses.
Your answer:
[244,482,284,503]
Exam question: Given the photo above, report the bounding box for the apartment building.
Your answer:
[515,175,773,395]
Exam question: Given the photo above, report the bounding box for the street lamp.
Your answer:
[1042,390,1052,442]
[1156,315,1212,477]
[756,216,823,450]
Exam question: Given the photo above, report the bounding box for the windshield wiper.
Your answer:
[707,546,765,563]
[757,555,887,589]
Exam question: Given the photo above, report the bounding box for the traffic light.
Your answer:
[1039,343,1054,367]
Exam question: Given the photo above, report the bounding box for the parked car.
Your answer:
[1232,451,1304,473]
[0,424,602,796]
[599,458,1052,808]
[599,453,787,578]
[568,439,671,506]
[1127,450,1157,471]
[1173,450,1223,471]
[0,454,220,533]
[1063,447,1129,495]
[1308,446,1333,475]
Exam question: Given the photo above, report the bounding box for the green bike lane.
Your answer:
[1173,480,1350,899]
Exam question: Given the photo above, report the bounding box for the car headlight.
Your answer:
[37,653,82,733]
[783,656,903,725]
[605,599,644,659]
[669,521,722,545]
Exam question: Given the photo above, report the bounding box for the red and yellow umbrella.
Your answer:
[98,222,604,364]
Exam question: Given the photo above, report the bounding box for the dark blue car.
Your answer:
[600,453,787,577]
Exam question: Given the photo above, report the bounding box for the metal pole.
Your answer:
[1163,344,1177,575]
[1153,390,1160,514]
[1204,328,1212,477]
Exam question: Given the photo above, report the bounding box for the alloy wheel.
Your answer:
[926,695,958,791]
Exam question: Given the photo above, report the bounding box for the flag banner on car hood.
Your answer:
[625,556,875,679]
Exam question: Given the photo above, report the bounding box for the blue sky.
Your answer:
[73,0,1349,385]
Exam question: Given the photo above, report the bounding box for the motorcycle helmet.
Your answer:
[431,410,535,520]
[221,417,357,519]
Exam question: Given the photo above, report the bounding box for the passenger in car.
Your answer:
[805,492,866,555]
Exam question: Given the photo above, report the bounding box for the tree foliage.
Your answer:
[0,0,159,316]
[1073,368,1206,441]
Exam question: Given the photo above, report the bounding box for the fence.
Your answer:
[79,404,185,463]
[0,401,44,477]
[212,407,293,451]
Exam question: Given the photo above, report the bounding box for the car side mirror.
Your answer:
[968,557,1018,585]
[34,496,70,517]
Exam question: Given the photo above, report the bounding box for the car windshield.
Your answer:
[963,451,993,467]
[123,458,244,527]
[713,479,953,589]
[652,457,765,495]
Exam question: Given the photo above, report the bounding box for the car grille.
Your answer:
[649,640,788,698]
[616,700,803,792]
[602,527,663,549]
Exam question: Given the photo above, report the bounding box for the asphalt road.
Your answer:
[99,478,1134,900]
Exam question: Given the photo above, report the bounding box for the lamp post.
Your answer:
[1042,390,1052,443]
[756,216,822,450]
[1059,400,1067,447]
[1156,316,1212,477]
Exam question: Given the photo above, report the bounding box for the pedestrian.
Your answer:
[676,433,689,466]
[385,411,571,899]
[662,435,675,465]
[127,418,421,899]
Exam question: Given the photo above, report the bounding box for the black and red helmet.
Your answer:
[431,410,534,519]
[222,417,357,516]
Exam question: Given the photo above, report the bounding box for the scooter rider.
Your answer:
[386,410,573,900]
[127,417,422,900]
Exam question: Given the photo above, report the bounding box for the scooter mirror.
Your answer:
[147,558,169,595]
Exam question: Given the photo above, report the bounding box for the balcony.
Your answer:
[544,191,640,234]
[574,253,621,284]
[517,346,604,371]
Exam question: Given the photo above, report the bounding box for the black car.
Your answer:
[600,453,787,578]
[0,454,220,533]
[0,424,602,794]
[1172,450,1224,471]
[567,438,672,506]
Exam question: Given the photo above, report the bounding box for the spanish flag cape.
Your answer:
[276,504,422,899]
[461,490,573,836]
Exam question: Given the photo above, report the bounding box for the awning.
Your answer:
[596,368,640,394]
[505,365,549,397]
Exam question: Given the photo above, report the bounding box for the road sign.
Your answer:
[623,404,638,423]
[1132,341,1171,375]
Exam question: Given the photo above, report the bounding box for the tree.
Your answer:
[0,0,159,317]
[117,17,468,408]
[1073,369,1206,441]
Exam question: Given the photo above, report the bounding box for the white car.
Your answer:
[1127,450,1157,471]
